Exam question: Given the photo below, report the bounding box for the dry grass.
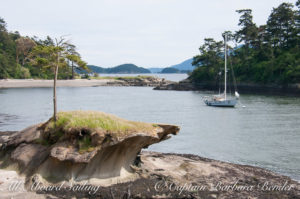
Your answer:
[46,111,157,136]
[42,111,160,153]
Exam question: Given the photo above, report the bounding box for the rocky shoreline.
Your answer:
[106,76,173,87]
[0,126,299,199]
[34,151,300,199]
[0,150,299,198]
[0,76,174,88]
[154,79,300,96]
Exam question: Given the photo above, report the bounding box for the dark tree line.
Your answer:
[191,1,300,85]
[0,18,86,79]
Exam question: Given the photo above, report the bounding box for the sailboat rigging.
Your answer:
[204,34,239,107]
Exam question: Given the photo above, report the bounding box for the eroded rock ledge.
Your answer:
[0,111,179,189]
[36,152,300,198]
[1,150,299,198]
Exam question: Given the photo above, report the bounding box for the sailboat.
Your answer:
[204,34,239,107]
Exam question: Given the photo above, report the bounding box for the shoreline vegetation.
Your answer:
[154,79,300,96]
[154,0,299,97]
[189,1,300,90]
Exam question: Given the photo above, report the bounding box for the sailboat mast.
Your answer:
[224,34,227,100]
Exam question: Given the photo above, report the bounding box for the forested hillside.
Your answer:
[0,18,86,79]
[190,1,300,85]
[161,67,180,73]
[105,64,150,74]
[79,64,151,74]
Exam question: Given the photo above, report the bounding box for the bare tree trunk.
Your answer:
[71,61,74,79]
[53,55,59,122]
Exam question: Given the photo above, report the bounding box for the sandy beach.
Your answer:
[0,79,118,88]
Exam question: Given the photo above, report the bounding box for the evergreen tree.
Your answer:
[191,1,300,85]
[266,3,296,49]
[235,9,258,47]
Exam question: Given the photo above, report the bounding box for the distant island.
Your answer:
[148,58,195,73]
[160,67,180,73]
[84,64,151,74]
[85,60,195,74]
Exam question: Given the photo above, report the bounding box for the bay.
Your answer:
[0,75,299,181]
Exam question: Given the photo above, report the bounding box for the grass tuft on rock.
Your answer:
[46,111,157,136]
[40,111,162,153]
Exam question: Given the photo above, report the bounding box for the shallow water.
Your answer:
[0,85,299,181]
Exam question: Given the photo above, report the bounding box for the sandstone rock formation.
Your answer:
[0,111,179,188]
[154,78,197,91]
[34,152,300,198]
[107,76,174,87]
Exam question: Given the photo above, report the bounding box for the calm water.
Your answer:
[0,85,300,181]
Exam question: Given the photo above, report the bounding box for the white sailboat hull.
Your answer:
[205,99,237,107]
[204,34,239,108]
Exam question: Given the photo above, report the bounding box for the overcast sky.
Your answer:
[1,0,297,68]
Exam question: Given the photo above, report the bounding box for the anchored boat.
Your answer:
[204,34,239,107]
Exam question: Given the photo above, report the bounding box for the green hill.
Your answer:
[86,64,151,74]
[107,64,150,74]
[161,67,180,73]
[85,65,106,73]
